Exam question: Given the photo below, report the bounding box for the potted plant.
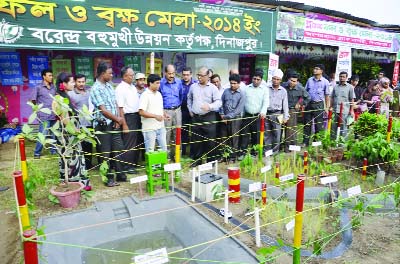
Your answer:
[22,95,97,208]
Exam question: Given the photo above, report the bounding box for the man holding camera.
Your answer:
[90,62,127,187]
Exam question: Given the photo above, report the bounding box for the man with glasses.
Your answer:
[181,67,197,156]
[115,66,140,174]
[303,64,330,146]
[220,74,245,161]
[159,64,183,160]
[187,66,221,166]
[240,71,269,157]
[211,73,226,161]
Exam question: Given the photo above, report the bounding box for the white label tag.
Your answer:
[347,185,361,197]
[134,247,168,264]
[261,165,272,173]
[280,173,294,182]
[286,219,295,231]
[265,150,273,157]
[320,175,338,185]
[249,182,262,192]
[312,141,322,147]
[164,163,181,172]
[130,175,148,184]
[198,162,213,172]
[289,145,301,151]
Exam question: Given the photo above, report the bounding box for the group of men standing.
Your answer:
[32,59,357,187]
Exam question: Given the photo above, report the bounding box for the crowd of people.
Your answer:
[31,61,396,187]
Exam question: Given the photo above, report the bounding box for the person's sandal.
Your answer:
[106,181,120,187]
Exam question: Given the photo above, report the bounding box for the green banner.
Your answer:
[124,56,141,72]
[74,57,94,85]
[51,59,71,84]
[0,0,276,54]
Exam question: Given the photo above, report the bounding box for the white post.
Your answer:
[198,168,201,201]
[171,171,175,193]
[191,169,196,202]
[150,52,155,74]
[255,207,261,247]
[224,190,229,224]
[215,160,218,175]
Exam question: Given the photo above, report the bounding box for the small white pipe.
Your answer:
[224,190,229,224]
[255,207,261,247]
[191,169,195,202]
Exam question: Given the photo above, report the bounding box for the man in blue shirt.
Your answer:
[181,66,197,157]
[159,64,182,160]
[303,64,330,146]
[90,62,127,187]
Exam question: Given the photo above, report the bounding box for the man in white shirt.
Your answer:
[139,74,168,153]
[115,66,141,173]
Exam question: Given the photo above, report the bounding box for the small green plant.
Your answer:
[48,194,59,204]
[211,184,225,200]
[256,239,284,263]
[99,160,109,183]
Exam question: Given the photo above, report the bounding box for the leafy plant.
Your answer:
[256,239,284,263]
[348,132,400,163]
[22,96,98,186]
[353,112,388,138]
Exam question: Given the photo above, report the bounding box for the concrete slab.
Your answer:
[38,194,258,264]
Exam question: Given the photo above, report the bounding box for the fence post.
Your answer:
[23,229,38,264]
[327,109,333,133]
[175,127,181,163]
[261,182,267,206]
[303,151,308,174]
[19,137,28,182]
[275,162,280,182]
[293,174,305,264]
[259,116,265,161]
[362,158,367,181]
[387,115,393,143]
[13,171,31,230]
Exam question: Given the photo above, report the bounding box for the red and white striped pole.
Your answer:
[19,137,28,182]
[303,151,308,175]
[13,171,31,230]
[261,182,267,205]
[362,158,367,181]
[23,229,38,264]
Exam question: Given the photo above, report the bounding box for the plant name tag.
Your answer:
[289,145,301,151]
[261,165,272,173]
[133,247,168,264]
[130,175,148,184]
[286,219,295,231]
[164,163,181,172]
[265,150,273,157]
[280,173,294,182]
[249,182,262,192]
[312,141,322,147]
[198,162,213,172]
[320,176,338,185]
[347,185,361,197]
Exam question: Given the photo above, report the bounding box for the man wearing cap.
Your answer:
[115,66,141,174]
[330,71,355,139]
[135,72,147,98]
[240,70,269,157]
[282,72,310,152]
[303,64,330,146]
[265,69,289,153]
[159,64,183,160]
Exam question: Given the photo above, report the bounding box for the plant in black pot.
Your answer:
[23,94,97,208]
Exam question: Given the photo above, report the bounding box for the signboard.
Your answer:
[51,59,72,83]
[277,12,400,53]
[267,53,279,83]
[74,57,94,85]
[320,175,338,185]
[0,52,23,85]
[133,247,168,264]
[249,182,262,192]
[0,0,276,54]
[335,46,352,82]
[164,163,181,172]
[347,185,361,197]
[27,56,48,87]
[130,175,148,184]
[124,56,141,72]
